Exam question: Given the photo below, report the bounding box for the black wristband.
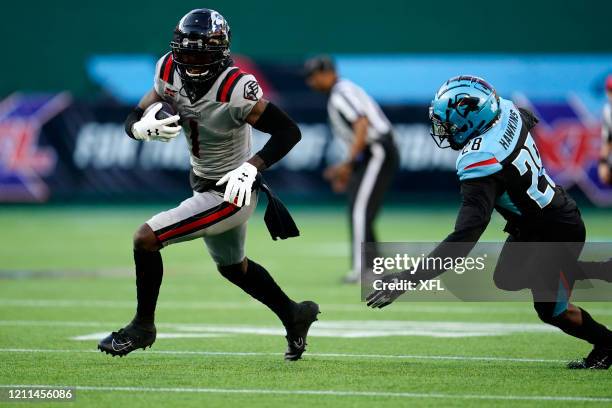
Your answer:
[124,107,145,139]
[600,157,610,165]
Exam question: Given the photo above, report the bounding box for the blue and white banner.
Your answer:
[2,51,612,205]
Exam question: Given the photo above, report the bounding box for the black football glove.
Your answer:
[365,271,412,309]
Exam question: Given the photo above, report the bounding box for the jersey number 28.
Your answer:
[511,137,555,208]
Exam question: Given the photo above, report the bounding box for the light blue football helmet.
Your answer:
[429,75,501,150]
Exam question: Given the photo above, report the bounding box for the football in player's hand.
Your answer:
[155,102,178,127]
[143,102,179,126]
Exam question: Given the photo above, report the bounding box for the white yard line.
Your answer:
[0,347,565,363]
[0,384,609,403]
[1,298,611,316]
[0,319,559,339]
[0,298,557,314]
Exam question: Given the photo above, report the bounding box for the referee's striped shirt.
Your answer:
[327,79,392,145]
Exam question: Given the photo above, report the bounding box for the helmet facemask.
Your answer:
[429,106,465,150]
[171,41,230,100]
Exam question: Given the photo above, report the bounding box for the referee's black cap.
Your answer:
[303,55,336,77]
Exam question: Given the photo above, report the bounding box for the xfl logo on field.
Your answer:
[0,93,70,202]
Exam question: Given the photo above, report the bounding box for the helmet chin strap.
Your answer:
[179,72,217,103]
[176,58,232,103]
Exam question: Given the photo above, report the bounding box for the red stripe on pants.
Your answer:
[158,204,237,241]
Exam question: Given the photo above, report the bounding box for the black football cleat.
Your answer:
[284,301,320,361]
[98,320,156,357]
[567,345,612,369]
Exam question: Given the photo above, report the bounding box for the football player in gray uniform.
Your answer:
[98,9,319,361]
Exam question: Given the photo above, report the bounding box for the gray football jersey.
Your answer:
[153,52,263,180]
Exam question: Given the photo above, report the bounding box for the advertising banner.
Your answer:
[0,92,610,205]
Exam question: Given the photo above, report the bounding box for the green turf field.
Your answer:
[0,204,611,407]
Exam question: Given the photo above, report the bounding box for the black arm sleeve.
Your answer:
[124,107,145,139]
[405,176,499,281]
[252,102,301,168]
[445,176,498,242]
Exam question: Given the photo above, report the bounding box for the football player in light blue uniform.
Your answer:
[367,76,612,369]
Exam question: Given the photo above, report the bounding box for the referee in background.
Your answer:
[304,55,399,283]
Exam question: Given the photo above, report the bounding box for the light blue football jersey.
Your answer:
[455,98,556,216]
[456,98,521,181]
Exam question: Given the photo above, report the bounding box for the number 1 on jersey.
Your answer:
[188,120,201,158]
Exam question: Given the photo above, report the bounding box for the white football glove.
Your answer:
[215,162,258,207]
[132,103,181,142]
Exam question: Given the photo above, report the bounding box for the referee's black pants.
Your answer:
[347,136,399,275]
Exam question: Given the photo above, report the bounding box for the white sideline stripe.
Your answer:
[0,384,610,403]
[0,348,565,363]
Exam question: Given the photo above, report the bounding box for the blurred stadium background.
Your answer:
[1,1,612,406]
[2,0,612,205]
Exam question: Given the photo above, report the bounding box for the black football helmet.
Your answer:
[170,9,231,96]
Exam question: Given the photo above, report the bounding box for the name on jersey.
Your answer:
[499,109,519,150]
[182,108,201,118]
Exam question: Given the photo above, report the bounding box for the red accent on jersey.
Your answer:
[233,56,277,102]
[464,157,499,170]
[157,203,238,241]
[162,54,174,82]
[219,69,244,102]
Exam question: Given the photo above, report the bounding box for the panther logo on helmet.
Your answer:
[450,94,481,118]
[429,75,502,150]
